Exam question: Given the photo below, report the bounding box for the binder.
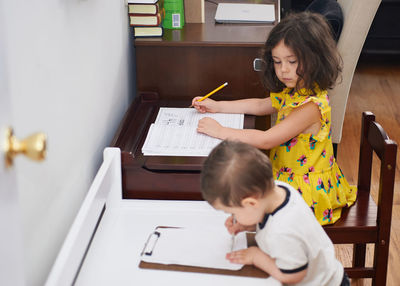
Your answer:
[139,227,268,278]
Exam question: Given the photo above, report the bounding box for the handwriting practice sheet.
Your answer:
[141,226,247,270]
[142,108,244,156]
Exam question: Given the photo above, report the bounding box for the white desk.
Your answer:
[46,148,281,286]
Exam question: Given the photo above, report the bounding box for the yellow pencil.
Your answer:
[189,82,228,107]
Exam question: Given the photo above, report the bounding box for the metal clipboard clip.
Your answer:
[140,226,183,256]
[141,231,161,256]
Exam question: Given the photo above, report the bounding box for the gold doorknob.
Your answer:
[4,127,47,168]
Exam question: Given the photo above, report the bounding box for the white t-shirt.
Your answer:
[255,181,343,286]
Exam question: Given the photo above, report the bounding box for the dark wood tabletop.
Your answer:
[135,0,278,47]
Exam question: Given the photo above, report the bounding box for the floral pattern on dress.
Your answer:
[270,86,357,225]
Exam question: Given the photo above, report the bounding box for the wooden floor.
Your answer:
[335,57,400,286]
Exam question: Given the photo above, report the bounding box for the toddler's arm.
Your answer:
[191,97,276,116]
[227,246,307,284]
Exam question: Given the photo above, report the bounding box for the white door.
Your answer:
[0,2,48,284]
[0,28,26,285]
[0,1,130,284]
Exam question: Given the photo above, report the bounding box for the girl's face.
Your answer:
[271,40,299,88]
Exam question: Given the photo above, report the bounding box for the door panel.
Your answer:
[0,11,25,284]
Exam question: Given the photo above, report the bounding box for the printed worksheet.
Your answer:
[142,108,244,156]
[141,226,247,270]
[154,107,243,128]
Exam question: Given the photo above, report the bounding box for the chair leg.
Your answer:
[372,242,390,286]
[353,243,366,267]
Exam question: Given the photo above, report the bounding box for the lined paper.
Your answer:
[142,108,244,156]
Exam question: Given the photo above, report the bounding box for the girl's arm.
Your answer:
[192,97,276,116]
[197,101,321,149]
[227,246,307,284]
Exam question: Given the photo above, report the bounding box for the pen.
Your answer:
[189,82,228,107]
[231,215,236,252]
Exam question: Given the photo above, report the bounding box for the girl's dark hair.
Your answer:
[261,11,342,93]
[201,140,274,207]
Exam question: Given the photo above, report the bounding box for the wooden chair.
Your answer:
[324,112,397,285]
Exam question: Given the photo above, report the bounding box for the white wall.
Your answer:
[0,0,134,285]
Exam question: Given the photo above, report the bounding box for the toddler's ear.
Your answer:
[241,197,259,208]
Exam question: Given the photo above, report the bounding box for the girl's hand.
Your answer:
[197,117,223,138]
[226,246,261,265]
[192,97,219,113]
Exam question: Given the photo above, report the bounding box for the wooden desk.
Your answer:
[111,93,256,200]
[134,0,278,100]
[113,1,278,200]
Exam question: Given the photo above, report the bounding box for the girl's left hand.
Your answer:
[197,117,223,138]
[226,246,260,265]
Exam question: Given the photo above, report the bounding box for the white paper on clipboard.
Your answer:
[140,226,247,270]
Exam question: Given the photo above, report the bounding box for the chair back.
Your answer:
[356,111,397,284]
[330,0,381,144]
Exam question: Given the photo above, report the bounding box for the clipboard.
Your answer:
[139,227,268,278]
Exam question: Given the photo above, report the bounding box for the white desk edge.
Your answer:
[45,148,281,286]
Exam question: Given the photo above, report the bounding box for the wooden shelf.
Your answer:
[135,0,278,47]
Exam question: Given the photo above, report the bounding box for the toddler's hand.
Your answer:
[197,117,223,138]
[226,246,260,265]
[225,216,245,235]
[191,97,218,113]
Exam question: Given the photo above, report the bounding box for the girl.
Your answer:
[192,12,357,225]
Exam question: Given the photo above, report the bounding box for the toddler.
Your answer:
[201,140,350,285]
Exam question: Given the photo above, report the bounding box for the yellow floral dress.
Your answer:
[270,86,357,225]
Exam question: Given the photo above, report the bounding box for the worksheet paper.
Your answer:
[141,226,247,270]
[142,108,244,156]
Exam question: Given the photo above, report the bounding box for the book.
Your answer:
[127,1,164,38]
[141,108,244,156]
[133,26,163,38]
[128,3,158,15]
[129,13,161,26]
[128,0,158,3]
